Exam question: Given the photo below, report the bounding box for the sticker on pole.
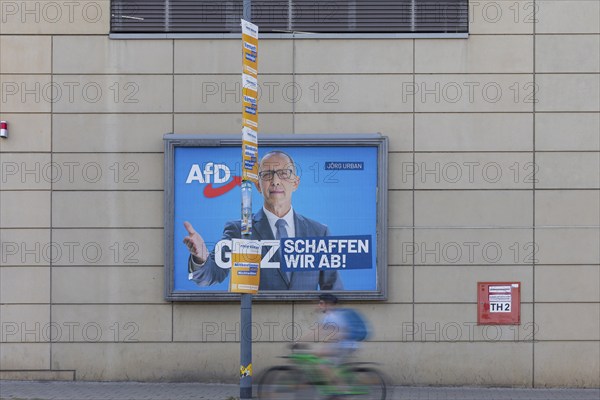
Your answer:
[229,238,261,294]
[241,19,259,184]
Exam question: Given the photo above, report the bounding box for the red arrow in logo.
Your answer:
[203,176,243,198]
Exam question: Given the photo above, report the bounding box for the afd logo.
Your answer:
[185,163,241,198]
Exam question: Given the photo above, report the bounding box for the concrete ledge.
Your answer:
[0,370,75,381]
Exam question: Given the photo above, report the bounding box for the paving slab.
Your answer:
[0,381,598,400]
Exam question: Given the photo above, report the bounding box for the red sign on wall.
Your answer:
[477,282,521,325]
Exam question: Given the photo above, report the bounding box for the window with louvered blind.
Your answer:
[111,0,468,35]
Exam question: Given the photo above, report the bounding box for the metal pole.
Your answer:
[244,0,251,21]
[241,3,252,399]
[240,292,252,399]
[240,184,253,400]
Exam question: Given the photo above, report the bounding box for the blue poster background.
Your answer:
[173,145,378,292]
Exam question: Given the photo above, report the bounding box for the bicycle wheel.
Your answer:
[346,367,387,400]
[257,366,297,400]
[257,366,318,400]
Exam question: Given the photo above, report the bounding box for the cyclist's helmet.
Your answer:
[319,293,338,304]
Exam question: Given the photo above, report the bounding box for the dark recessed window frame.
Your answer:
[110,0,469,38]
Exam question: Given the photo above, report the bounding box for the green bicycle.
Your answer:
[257,346,387,400]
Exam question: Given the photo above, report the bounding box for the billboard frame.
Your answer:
[164,133,388,301]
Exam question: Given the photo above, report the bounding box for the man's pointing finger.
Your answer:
[183,221,196,235]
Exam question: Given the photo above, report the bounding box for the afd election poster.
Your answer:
[164,134,388,301]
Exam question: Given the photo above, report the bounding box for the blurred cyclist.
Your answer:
[293,294,360,393]
[316,293,359,366]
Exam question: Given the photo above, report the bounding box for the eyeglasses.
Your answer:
[258,169,294,181]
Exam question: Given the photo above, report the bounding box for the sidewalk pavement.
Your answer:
[1,380,599,400]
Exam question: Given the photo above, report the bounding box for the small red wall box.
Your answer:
[477,282,521,325]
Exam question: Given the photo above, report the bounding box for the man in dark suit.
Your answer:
[183,150,343,290]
